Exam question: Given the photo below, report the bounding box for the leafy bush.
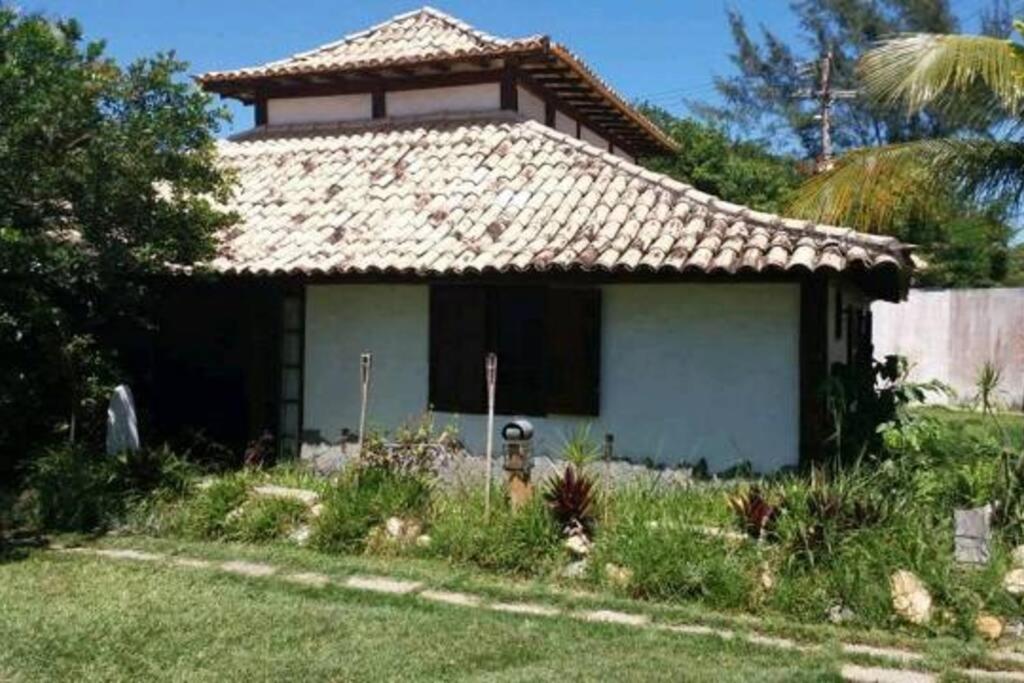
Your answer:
[358,413,460,477]
[26,444,120,531]
[726,486,781,540]
[174,474,249,539]
[426,486,561,575]
[312,467,431,554]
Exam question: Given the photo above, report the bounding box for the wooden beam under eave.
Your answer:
[500,61,518,111]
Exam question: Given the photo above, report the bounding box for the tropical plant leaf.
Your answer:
[859,31,1024,118]
[788,138,1024,231]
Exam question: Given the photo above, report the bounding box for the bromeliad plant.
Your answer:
[726,486,782,540]
[543,465,597,537]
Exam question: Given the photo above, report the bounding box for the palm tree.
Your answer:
[789,21,1024,232]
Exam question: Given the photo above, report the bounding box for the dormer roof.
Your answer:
[198,7,677,156]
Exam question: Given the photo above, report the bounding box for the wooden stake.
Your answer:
[484,352,498,521]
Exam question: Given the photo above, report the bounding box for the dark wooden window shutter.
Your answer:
[492,287,546,416]
[545,288,601,416]
[429,286,487,413]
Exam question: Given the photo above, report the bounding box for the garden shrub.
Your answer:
[312,467,431,554]
[26,444,121,531]
[175,473,250,539]
[226,497,309,543]
[426,487,561,575]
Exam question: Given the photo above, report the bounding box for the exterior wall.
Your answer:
[517,86,546,124]
[267,94,372,125]
[580,124,607,150]
[303,282,801,472]
[386,83,500,118]
[555,110,576,137]
[873,288,1024,408]
[611,145,635,164]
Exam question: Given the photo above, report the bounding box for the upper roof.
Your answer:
[197,7,677,156]
[210,112,911,300]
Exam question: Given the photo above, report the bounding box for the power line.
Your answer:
[794,50,857,172]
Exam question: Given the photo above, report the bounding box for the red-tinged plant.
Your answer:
[727,486,781,540]
[543,465,597,536]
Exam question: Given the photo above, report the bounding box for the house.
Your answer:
[159,7,913,472]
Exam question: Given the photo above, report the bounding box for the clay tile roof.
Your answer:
[199,7,546,81]
[197,7,677,156]
[209,112,913,298]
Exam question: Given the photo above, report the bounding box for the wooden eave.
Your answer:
[198,42,678,158]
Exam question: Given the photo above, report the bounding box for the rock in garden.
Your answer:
[561,559,589,580]
[415,534,431,548]
[1012,545,1024,569]
[288,525,311,546]
[309,504,324,518]
[1004,568,1024,596]
[564,533,592,557]
[252,485,320,507]
[604,563,633,588]
[826,603,855,625]
[385,517,406,539]
[890,570,932,625]
[976,614,1004,641]
[759,563,775,591]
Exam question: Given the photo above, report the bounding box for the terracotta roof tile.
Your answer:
[210,113,913,283]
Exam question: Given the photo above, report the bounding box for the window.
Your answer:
[428,285,600,416]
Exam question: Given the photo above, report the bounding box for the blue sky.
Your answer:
[16,0,995,136]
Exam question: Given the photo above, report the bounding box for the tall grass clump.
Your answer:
[311,467,431,554]
[426,486,561,575]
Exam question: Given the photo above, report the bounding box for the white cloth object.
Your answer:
[106,384,140,455]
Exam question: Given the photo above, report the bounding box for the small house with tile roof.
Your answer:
[157,7,913,471]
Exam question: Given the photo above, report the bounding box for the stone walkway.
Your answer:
[54,545,1024,682]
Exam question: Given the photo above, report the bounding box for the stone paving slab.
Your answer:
[283,572,331,588]
[345,575,423,595]
[489,602,561,617]
[841,664,935,682]
[220,561,277,577]
[420,590,482,608]
[843,643,925,663]
[577,609,650,627]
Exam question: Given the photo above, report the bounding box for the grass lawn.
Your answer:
[0,539,875,682]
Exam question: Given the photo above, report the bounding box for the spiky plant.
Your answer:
[543,465,597,537]
[789,22,1024,232]
[726,486,781,540]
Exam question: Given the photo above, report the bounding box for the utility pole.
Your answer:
[796,50,857,173]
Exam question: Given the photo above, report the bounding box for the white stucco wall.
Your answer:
[386,83,500,118]
[517,86,546,124]
[303,282,801,472]
[267,94,373,125]
[580,124,607,151]
[555,111,576,137]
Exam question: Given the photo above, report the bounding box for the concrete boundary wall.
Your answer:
[872,288,1024,408]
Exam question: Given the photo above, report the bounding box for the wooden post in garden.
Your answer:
[484,352,498,521]
[357,352,372,457]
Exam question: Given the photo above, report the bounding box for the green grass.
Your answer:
[0,542,851,682]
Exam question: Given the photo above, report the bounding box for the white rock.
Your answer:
[826,603,855,625]
[890,570,932,625]
[309,504,325,518]
[289,525,312,546]
[1012,545,1024,569]
[415,534,432,548]
[759,563,775,591]
[1004,568,1024,596]
[561,559,589,580]
[564,533,592,557]
[252,485,319,507]
[384,517,405,539]
[976,613,1005,641]
[605,563,634,588]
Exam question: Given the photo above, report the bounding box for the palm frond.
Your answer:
[858,32,1024,118]
[788,138,1024,232]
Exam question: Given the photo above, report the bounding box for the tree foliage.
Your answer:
[639,105,802,213]
[788,18,1024,284]
[697,0,960,156]
[0,7,233,473]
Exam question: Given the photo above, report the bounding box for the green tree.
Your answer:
[0,7,233,473]
[698,0,960,156]
[639,106,802,213]
[788,21,1024,251]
